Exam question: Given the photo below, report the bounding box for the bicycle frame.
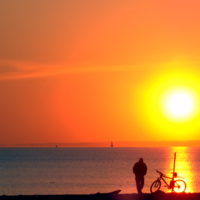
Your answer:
[157,174,173,190]
[156,170,184,192]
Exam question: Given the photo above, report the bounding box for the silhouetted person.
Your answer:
[133,158,147,194]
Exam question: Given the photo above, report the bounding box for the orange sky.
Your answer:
[1,0,200,146]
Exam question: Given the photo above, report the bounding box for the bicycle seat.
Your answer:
[172,172,177,177]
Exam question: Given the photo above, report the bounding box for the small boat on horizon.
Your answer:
[111,141,113,147]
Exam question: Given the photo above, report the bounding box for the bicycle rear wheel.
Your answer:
[150,180,161,193]
[173,179,186,193]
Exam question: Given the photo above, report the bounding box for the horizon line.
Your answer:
[1,140,200,147]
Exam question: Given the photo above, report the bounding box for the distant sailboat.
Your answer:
[111,141,113,147]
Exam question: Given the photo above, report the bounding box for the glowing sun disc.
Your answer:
[162,89,196,121]
[167,92,194,117]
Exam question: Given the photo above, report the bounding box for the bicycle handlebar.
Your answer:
[156,169,163,175]
[155,169,171,179]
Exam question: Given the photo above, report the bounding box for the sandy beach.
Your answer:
[0,193,200,200]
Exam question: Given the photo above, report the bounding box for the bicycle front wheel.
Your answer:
[173,179,186,193]
[150,180,161,193]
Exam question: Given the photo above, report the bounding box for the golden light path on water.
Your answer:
[166,147,195,193]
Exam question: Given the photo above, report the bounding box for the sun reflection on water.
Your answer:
[166,147,195,193]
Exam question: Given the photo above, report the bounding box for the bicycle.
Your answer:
[150,170,187,193]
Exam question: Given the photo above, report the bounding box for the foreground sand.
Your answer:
[0,193,200,200]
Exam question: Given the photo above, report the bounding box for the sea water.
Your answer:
[0,147,200,195]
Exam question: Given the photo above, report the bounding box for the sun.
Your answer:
[167,93,193,117]
[163,90,195,121]
[134,64,200,140]
[160,87,199,123]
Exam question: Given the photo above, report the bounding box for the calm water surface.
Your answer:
[0,147,199,195]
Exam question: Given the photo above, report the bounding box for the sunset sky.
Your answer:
[1,0,200,146]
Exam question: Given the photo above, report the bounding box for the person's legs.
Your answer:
[140,176,145,192]
[135,176,142,194]
[135,176,145,194]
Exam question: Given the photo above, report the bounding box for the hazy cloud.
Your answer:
[0,65,20,74]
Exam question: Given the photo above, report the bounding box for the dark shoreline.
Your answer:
[0,193,200,200]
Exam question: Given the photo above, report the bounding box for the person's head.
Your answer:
[139,158,143,163]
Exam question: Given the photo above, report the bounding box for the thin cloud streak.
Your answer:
[0,59,131,80]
